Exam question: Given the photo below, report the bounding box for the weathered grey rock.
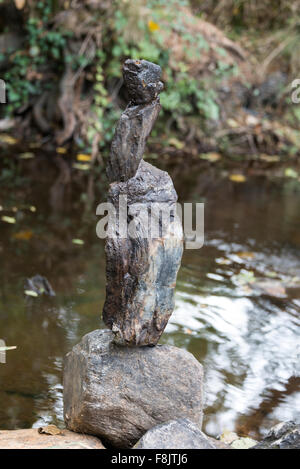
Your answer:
[107,100,161,183]
[103,60,183,346]
[123,59,164,105]
[103,161,183,347]
[135,419,216,449]
[252,421,300,449]
[63,329,204,448]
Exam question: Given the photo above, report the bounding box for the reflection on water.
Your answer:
[0,156,299,438]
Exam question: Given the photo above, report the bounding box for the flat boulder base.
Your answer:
[135,419,216,449]
[0,428,105,449]
[64,329,204,448]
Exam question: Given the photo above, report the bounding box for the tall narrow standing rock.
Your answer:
[103,59,183,346]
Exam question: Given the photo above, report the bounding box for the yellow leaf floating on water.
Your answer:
[72,163,90,171]
[19,152,34,160]
[200,152,221,162]
[229,174,246,183]
[148,20,160,32]
[77,153,91,162]
[1,216,16,224]
[56,147,67,154]
[72,239,84,245]
[25,290,38,297]
[284,168,298,179]
[259,154,280,163]
[13,230,33,241]
[236,251,255,259]
[0,134,18,145]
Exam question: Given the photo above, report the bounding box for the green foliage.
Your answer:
[97,0,235,136]
[3,0,70,114]
[2,0,238,147]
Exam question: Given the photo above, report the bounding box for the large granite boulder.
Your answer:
[135,419,216,449]
[63,329,204,448]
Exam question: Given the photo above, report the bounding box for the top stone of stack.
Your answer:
[123,59,164,105]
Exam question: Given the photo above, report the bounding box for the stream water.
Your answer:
[0,154,299,439]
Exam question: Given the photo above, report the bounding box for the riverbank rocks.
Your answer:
[252,421,300,449]
[63,329,204,448]
[135,419,216,449]
[0,428,105,449]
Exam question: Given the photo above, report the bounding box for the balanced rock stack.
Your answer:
[63,60,204,448]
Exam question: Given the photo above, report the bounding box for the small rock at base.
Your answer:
[134,419,216,449]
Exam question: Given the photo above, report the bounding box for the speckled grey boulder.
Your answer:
[135,419,216,449]
[63,329,204,448]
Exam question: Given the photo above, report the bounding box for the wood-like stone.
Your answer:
[103,60,183,346]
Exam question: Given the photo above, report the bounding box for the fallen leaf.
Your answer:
[72,163,90,171]
[72,239,84,245]
[13,230,33,241]
[227,118,239,128]
[284,168,298,179]
[29,142,41,149]
[19,152,35,159]
[236,251,255,259]
[199,152,221,162]
[24,290,38,298]
[168,138,184,150]
[0,134,18,145]
[56,147,67,154]
[229,174,246,183]
[77,153,91,162]
[1,216,16,224]
[38,425,63,436]
[148,20,160,32]
[259,154,280,163]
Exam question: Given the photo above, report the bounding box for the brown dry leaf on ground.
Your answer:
[13,230,33,241]
[229,174,246,183]
[38,425,63,436]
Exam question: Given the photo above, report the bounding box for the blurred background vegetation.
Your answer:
[0,0,300,163]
